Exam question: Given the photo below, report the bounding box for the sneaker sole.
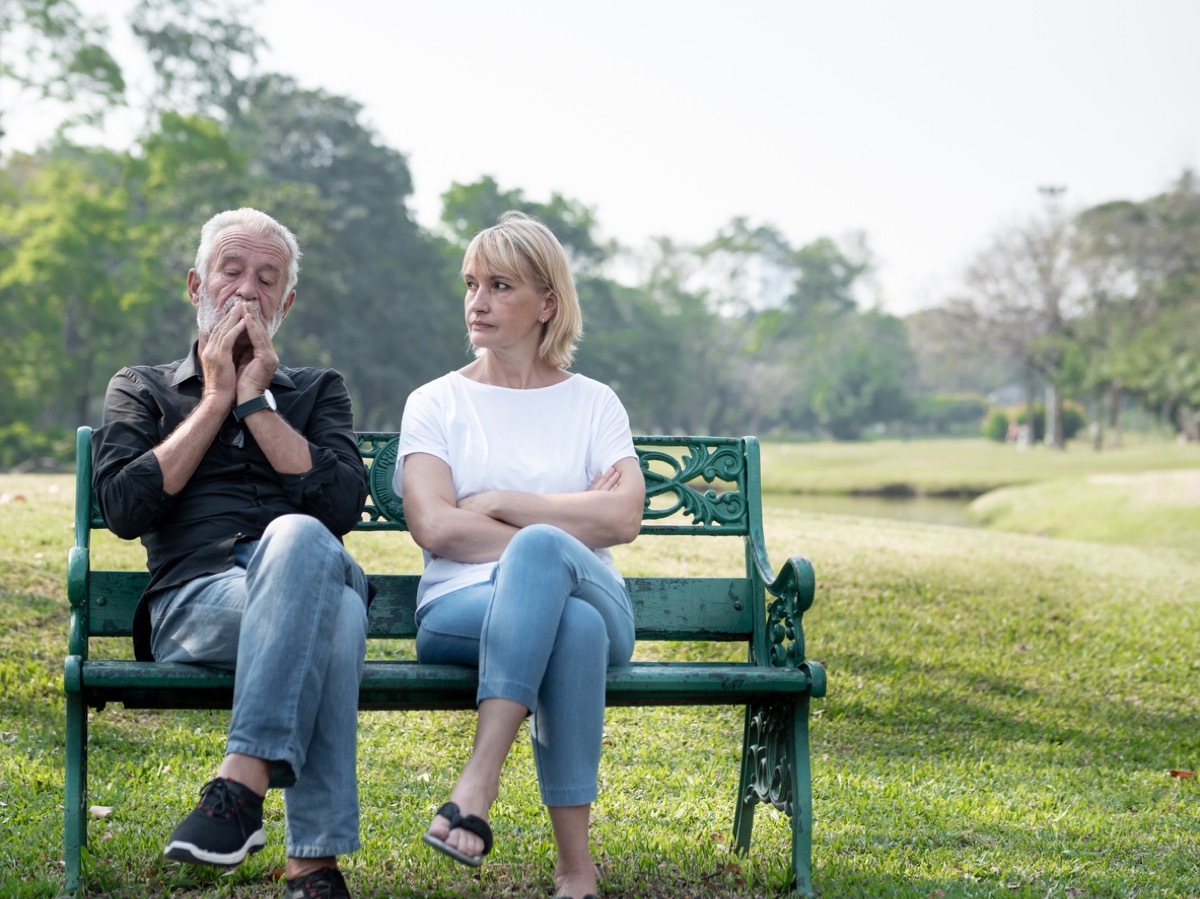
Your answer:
[164,828,266,867]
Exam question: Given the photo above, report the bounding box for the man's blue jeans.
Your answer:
[415,524,635,807]
[149,514,369,858]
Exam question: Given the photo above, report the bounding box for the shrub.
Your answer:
[915,393,990,436]
[981,409,1009,442]
[0,423,74,471]
[1007,401,1088,443]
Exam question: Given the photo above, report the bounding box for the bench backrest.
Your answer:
[71,428,771,653]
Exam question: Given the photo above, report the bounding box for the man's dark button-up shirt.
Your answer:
[91,342,368,660]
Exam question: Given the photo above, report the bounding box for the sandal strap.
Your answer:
[432,801,494,857]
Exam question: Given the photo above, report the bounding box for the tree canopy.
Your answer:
[1,2,1196,466]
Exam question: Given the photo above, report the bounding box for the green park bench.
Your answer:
[64,427,827,896]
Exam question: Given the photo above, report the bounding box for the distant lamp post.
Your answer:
[1037,184,1067,449]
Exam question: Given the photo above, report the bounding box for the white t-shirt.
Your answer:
[396,371,637,610]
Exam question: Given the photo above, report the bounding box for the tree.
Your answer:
[129,0,262,121]
[904,305,1017,396]
[804,310,918,440]
[0,146,136,427]
[225,74,458,429]
[958,199,1081,448]
[0,0,125,146]
[440,176,610,273]
[1070,172,1200,443]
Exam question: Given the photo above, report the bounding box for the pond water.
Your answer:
[763,492,975,527]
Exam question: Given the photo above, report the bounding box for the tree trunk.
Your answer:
[1091,389,1104,451]
[1044,383,1064,449]
[1021,366,1037,447]
[1108,384,1124,449]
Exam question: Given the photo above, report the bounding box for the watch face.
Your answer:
[264,389,277,411]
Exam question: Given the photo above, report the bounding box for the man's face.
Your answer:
[195,285,287,339]
[193,226,294,338]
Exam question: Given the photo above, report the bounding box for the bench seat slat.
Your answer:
[74,659,818,712]
[89,573,757,641]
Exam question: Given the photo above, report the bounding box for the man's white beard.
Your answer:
[196,286,285,337]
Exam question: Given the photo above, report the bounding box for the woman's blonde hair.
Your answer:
[462,211,582,369]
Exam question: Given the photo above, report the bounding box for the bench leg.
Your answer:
[64,689,87,895]
[734,701,816,898]
[733,704,758,853]
[787,697,815,899]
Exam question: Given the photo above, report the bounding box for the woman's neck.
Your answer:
[459,352,568,389]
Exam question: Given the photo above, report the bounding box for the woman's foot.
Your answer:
[424,767,499,863]
[553,861,599,899]
[422,801,493,866]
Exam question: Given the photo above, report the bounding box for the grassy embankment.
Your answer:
[1,437,1197,897]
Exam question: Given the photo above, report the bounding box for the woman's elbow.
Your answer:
[408,516,452,556]
[612,511,642,546]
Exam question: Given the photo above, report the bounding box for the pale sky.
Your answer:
[7,0,1199,314]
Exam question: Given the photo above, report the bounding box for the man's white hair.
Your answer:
[193,208,301,296]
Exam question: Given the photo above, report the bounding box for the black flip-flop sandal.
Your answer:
[421,801,494,867]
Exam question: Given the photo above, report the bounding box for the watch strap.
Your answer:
[232,392,274,422]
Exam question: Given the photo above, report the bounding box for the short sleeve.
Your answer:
[395,382,449,497]
[588,383,637,477]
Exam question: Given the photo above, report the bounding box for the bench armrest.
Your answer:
[758,549,823,689]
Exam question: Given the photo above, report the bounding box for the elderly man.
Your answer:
[92,208,368,898]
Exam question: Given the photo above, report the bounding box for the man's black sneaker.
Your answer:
[284,866,352,898]
[163,777,266,867]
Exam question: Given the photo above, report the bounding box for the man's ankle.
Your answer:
[286,856,338,880]
[217,753,270,797]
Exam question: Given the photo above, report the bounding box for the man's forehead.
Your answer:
[212,227,290,268]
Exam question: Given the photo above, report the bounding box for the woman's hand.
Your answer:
[588,466,622,492]
[457,491,500,518]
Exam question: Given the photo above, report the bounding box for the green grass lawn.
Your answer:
[2,438,1199,897]
[760,437,1200,497]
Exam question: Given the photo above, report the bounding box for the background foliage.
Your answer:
[1,0,1198,462]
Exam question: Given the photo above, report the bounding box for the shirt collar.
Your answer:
[171,340,296,390]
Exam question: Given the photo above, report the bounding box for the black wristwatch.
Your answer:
[232,389,277,422]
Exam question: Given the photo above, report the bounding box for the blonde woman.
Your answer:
[395,212,643,899]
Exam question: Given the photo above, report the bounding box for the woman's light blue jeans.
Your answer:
[148,514,369,858]
[415,523,636,807]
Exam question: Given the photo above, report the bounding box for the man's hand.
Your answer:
[199,300,248,410]
[232,300,280,402]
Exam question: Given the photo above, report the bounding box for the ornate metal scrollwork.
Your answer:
[359,434,406,526]
[767,593,806,669]
[743,703,794,815]
[638,441,747,528]
[764,556,815,669]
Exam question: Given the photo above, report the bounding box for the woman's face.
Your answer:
[462,260,555,357]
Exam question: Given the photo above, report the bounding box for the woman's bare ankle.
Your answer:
[554,860,598,898]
